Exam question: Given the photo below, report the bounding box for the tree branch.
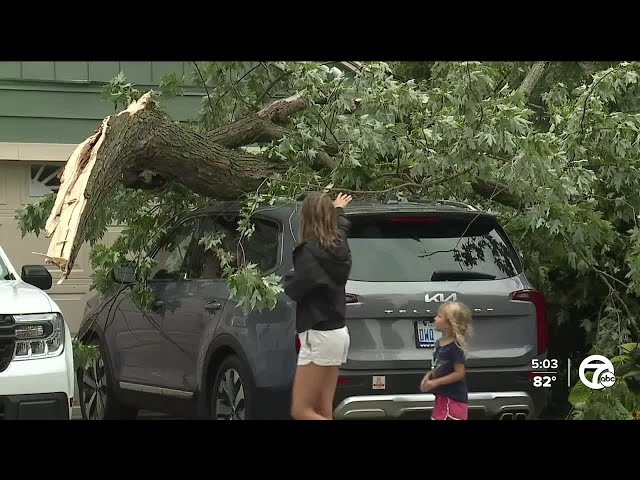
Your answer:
[254,69,293,108]
[192,61,215,123]
[517,61,551,101]
[471,179,524,210]
[206,91,306,148]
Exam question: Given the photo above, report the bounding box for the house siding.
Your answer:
[0,61,203,144]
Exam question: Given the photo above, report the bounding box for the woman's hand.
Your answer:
[333,193,353,209]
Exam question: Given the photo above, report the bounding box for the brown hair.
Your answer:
[299,192,340,247]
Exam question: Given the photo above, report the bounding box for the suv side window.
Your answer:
[187,214,281,279]
[149,217,203,281]
[240,217,281,273]
[187,214,240,280]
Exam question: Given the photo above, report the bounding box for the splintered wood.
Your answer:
[40,93,153,283]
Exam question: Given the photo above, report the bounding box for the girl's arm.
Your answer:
[419,370,432,391]
[431,362,465,387]
[336,207,351,241]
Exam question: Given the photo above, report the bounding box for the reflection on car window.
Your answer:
[150,217,201,281]
[149,213,281,282]
[348,215,522,282]
[188,215,240,280]
[241,218,280,273]
[188,214,280,280]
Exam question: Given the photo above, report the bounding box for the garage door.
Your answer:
[0,160,120,336]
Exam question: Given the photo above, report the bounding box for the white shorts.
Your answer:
[297,326,350,366]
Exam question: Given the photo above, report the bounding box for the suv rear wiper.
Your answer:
[431,270,496,281]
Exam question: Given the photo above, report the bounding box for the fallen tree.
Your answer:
[16,61,640,370]
[41,62,552,281]
[42,90,306,279]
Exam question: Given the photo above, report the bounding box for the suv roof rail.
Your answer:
[438,200,478,211]
[404,197,478,211]
[383,192,400,205]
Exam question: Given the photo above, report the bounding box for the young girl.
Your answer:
[284,192,353,420]
[420,301,472,420]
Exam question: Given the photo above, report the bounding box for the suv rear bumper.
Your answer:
[333,364,551,420]
[334,391,534,420]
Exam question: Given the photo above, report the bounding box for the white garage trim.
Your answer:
[0,142,77,162]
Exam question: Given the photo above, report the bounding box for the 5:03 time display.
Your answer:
[531,358,558,369]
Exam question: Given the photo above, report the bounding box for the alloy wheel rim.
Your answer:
[215,368,245,420]
[82,356,107,420]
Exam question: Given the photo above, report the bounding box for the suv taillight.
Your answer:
[295,332,301,354]
[511,289,548,355]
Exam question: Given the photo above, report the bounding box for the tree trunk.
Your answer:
[517,61,550,101]
[471,179,523,210]
[43,92,301,280]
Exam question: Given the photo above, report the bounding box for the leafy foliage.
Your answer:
[72,339,100,372]
[14,62,640,408]
[568,343,640,419]
[17,193,55,237]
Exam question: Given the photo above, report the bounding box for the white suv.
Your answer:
[0,243,74,420]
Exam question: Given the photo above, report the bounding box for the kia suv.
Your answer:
[75,198,549,420]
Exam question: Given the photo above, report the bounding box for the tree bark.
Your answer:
[517,61,550,101]
[42,92,302,280]
[206,91,305,148]
[471,179,523,210]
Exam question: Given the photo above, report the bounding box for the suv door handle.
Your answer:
[204,301,222,313]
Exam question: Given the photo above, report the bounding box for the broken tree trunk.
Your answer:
[42,91,306,281]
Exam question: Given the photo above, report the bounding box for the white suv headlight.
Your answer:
[12,313,65,360]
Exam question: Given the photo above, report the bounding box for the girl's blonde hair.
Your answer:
[438,301,473,351]
[298,192,340,247]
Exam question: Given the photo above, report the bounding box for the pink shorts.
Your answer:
[431,395,468,420]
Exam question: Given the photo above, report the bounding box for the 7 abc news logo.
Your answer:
[579,355,617,390]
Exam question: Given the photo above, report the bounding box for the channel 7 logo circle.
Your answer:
[579,355,617,390]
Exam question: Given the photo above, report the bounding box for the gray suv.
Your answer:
[76,198,550,420]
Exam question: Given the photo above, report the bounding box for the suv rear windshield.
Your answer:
[347,214,522,282]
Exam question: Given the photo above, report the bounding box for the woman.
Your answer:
[284,192,353,420]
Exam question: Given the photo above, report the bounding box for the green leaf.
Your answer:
[569,376,594,407]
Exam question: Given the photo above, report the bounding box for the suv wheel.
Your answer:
[210,355,253,420]
[77,338,138,420]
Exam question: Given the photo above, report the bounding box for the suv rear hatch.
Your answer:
[342,209,546,371]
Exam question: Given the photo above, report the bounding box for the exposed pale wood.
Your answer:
[44,117,109,280]
[45,130,101,235]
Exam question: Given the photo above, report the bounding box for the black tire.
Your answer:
[209,354,254,420]
[77,337,138,420]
